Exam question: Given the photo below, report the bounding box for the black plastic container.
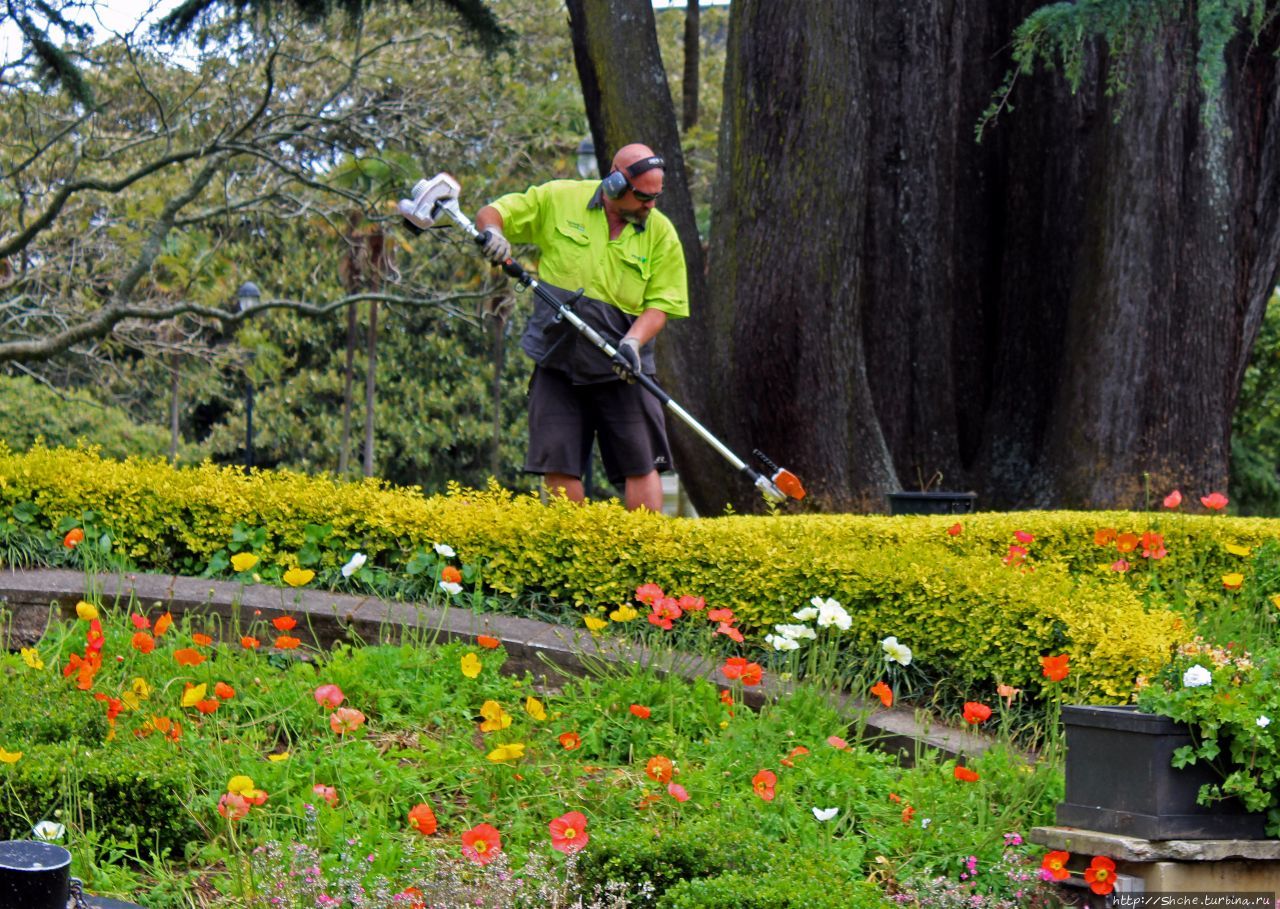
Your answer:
[0,840,71,909]
[886,491,977,515]
[1056,705,1269,840]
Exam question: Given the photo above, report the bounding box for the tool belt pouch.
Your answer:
[520,283,656,384]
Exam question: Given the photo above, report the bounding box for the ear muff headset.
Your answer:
[601,154,665,199]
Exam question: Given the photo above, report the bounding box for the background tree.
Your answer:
[569,0,1280,513]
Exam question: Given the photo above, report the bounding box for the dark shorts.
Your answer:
[525,366,674,487]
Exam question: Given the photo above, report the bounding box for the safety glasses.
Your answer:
[630,185,662,203]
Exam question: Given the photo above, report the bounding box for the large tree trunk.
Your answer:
[569,1,1280,513]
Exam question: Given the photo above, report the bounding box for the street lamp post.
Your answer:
[576,137,598,179]
[236,282,260,473]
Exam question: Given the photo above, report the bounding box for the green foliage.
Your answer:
[655,867,883,909]
[982,0,1276,134]
[1232,288,1280,515]
[0,375,204,463]
[0,739,201,859]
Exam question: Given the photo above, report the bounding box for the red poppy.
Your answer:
[1140,531,1167,560]
[1041,654,1070,682]
[461,823,502,865]
[214,682,236,700]
[476,635,501,649]
[870,681,893,708]
[1201,492,1229,511]
[827,735,850,751]
[1163,489,1183,509]
[677,595,705,612]
[645,755,673,784]
[441,565,462,585]
[780,745,809,768]
[272,615,297,631]
[629,704,651,719]
[888,792,901,803]
[275,635,301,650]
[962,702,992,724]
[716,622,745,643]
[218,792,250,821]
[1110,559,1131,573]
[720,688,734,705]
[1041,851,1070,881]
[707,608,734,623]
[634,583,664,605]
[946,522,962,537]
[195,698,219,714]
[312,784,339,808]
[329,707,366,735]
[752,769,776,801]
[1084,855,1117,895]
[174,648,205,667]
[131,632,156,654]
[549,810,589,854]
[130,614,151,630]
[314,684,345,709]
[63,528,84,549]
[667,782,690,802]
[901,805,915,824]
[1013,530,1034,544]
[191,633,214,647]
[558,731,581,751]
[953,765,980,782]
[408,802,437,836]
[399,887,426,909]
[240,636,260,649]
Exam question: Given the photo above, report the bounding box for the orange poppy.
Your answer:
[214,682,236,700]
[240,636,260,650]
[780,745,810,768]
[629,704,651,719]
[272,615,297,631]
[195,698,219,714]
[901,805,915,824]
[946,522,962,537]
[153,613,173,636]
[131,632,156,654]
[870,681,893,708]
[174,648,205,667]
[645,755,673,784]
[1115,532,1139,553]
[953,765,980,782]
[441,565,462,585]
[1041,654,1070,682]
[275,635,301,650]
[751,769,776,801]
[63,528,84,549]
[407,802,437,836]
[1041,851,1071,881]
[192,633,214,647]
[1093,528,1117,546]
[476,635,501,649]
[558,731,581,751]
[130,614,151,630]
[1084,856,1116,895]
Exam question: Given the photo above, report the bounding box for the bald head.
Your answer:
[612,143,659,174]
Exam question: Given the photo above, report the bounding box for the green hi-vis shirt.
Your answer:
[490,179,689,319]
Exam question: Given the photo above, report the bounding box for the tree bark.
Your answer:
[569,1,1280,513]
[682,0,700,131]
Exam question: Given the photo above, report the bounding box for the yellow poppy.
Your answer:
[460,653,482,679]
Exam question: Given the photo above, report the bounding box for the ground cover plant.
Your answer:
[1,567,1068,908]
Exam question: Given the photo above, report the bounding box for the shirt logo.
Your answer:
[566,220,587,234]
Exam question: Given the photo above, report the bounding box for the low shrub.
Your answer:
[655,866,883,909]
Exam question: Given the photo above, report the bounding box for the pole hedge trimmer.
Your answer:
[398,173,805,505]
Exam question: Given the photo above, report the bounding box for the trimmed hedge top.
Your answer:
[4,443,1276,702]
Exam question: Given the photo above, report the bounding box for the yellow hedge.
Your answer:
[4,444,1274,701]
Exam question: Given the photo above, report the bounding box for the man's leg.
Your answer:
[624,470,664,512]
[545,473,585,503]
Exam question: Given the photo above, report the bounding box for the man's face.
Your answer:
[614,169,664,226]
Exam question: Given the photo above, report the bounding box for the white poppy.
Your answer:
[812,807,839,822]
[32,821,65,841]
[433,543,456,558]
[815,598,852,631]
[881,636,913,667]
[793,606,819,621]
[775,623,817,641]
[766,634,800,652]
[1258,716,1271,728]
[439,581,463,596]
[341,552,367,578]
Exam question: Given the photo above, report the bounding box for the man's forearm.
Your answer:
[623,308,668,346]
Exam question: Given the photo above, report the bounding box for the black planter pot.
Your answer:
[0,841,144,909]
[1056,705,1270,840]
[886,491,977,516]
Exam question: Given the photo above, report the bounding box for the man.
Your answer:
[474,143,689,512]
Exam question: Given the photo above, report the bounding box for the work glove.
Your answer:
[479,228,512,265]
[613,337,642,383]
